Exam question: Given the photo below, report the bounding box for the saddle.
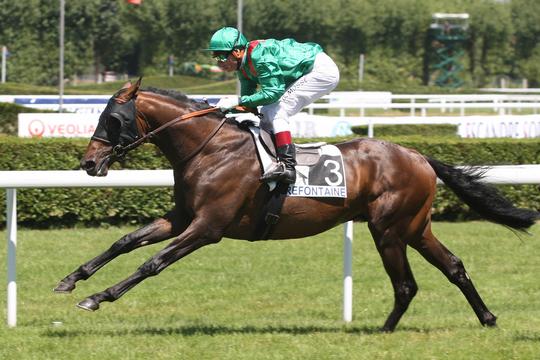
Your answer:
[226,112,329,240]
[227,112,327,169]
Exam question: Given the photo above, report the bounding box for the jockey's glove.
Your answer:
[216,96,239,111]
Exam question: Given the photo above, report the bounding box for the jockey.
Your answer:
[205,27,340,184]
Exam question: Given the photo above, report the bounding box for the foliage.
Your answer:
[0,82,61,95]
[390,136,540,166]
[0,135,538,228]
[465,0,515,86]
[518,45,540,87]
[0,75,237,95]
[511,0,540,59]
[351,124,458,137]
[360,48,424,86]
[0,102,55,135]
[1,0,540,87]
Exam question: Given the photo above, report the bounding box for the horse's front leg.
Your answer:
[54,209,184,294]
[76,217,222,311]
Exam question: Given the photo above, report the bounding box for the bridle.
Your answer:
[112,105,225,165]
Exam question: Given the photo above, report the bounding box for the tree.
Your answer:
[512,0,540,59]
[466,0,513,86]
[0,1,59,84]
[165,0,228,65]
[0,0,538,88]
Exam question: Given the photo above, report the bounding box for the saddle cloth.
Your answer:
[227,113,347,198]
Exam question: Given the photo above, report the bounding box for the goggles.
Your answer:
[212,29,241,63]
[213,52,230,62]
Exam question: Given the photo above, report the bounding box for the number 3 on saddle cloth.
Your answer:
[226,112,348,239]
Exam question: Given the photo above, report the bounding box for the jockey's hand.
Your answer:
[216,96,239,111]
[235,105,258,114]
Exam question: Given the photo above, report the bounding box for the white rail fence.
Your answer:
[306,101,540,117]
[314,92,540,116]
[2,167,540,327]
[5,92,540,117]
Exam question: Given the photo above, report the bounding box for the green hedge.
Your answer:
[0,136,538,228]
[0,137,171,227]
[0,102,56,136]
[351,124,458,137]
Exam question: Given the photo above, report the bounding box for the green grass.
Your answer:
[65,75,237,95]
[0,222,539,359]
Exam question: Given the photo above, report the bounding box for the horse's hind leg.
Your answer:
[368,223,418,332]
[409,225,497,327]
[54,209,183,294]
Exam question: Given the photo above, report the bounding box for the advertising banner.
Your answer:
[18,113,99,138]
[457,115,540,138]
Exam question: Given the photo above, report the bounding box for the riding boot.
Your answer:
[261,144,297,184]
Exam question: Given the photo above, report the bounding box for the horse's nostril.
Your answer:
[82,161,96,171]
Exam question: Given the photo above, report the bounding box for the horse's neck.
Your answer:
[139,94,191,128]
[138,94,229,166]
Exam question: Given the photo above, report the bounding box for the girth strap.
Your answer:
[256,183,288,240]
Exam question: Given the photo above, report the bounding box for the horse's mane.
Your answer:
[142,87,212,111]
[141,86,241,125]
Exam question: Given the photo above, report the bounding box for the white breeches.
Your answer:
[259,52,340,134]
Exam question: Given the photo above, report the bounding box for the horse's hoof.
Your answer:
[53,281,75,294]
[76,298,99,312]
[482,313,497,327]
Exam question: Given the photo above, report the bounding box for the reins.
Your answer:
[112,106,222,160]
[176,116,228,165]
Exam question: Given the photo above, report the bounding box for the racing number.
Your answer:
[323,159,343,186]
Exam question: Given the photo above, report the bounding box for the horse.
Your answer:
[54,79,539,332]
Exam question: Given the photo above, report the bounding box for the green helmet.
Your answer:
[205,27,248,51]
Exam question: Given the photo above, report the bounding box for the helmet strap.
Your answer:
[231,48,244,69]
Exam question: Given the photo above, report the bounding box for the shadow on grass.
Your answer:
[513,332,540,342]
[43,324,441,338]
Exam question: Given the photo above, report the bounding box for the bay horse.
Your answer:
[54,79,539,332]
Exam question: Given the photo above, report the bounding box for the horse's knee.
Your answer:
[395,280,418,308]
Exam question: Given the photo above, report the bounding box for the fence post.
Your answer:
[343,220,353,322]
[368,118,374,138]
[6,189,17,327]
[1,46,7,83]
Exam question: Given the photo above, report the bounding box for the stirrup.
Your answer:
[260,163,296,184]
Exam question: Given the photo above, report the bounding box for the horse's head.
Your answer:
[81,78,142,176]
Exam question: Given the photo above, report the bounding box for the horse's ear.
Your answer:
[134,77,142,89]
[125,77,142,99]
[117,78,142,102]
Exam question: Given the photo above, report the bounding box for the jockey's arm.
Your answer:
[239,75,257,98]
[239,60,286,108]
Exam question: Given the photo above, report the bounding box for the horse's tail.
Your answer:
[426,157,540,231]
